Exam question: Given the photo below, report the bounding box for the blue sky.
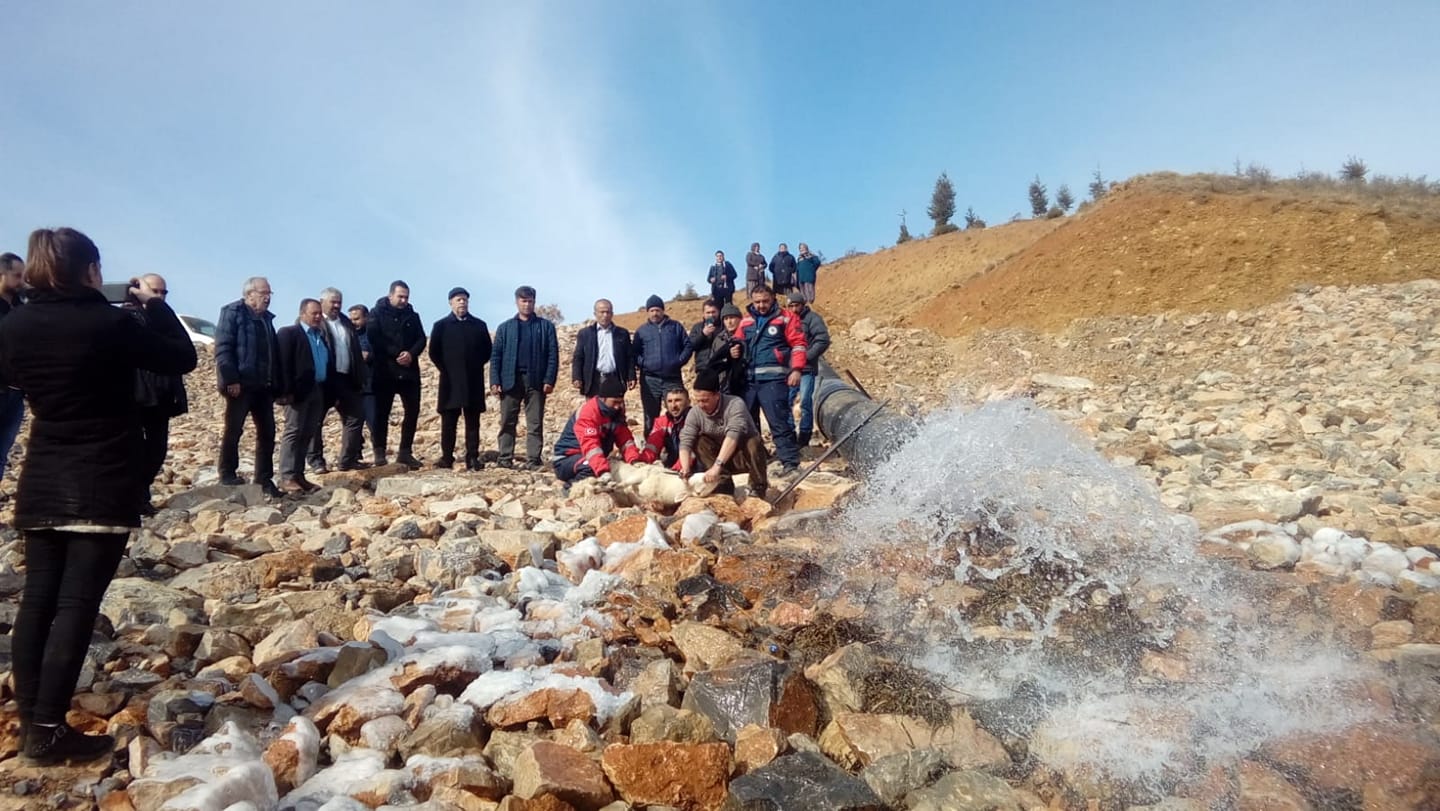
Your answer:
[3,1,1436,326]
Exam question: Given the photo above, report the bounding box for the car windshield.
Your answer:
[181,316,217,337]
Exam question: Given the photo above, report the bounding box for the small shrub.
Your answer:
[1340,156,1368,183]
[933,222,959,236]
[535,303,565,324]
[964,206,987,229]
[674,282,702,301]
[1046,206,1064,219]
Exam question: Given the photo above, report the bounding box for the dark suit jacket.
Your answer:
[571,323,634,396]
[276,323,336,403]
[325,314,369,389]
[428,314,493,412]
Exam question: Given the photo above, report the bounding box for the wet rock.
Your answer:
[724,750,882,810]
[859,749,947,808]
[512,741,615,809]
[601,741,732,811]
[681,658,819,743]
[1237,760,1309,811]
[804,643,878,721]
[904,770,1020,811]
[1261,722,1440,805]
[127,721,278,811]
[1393,644,1440,722]
[818,711,1008,771]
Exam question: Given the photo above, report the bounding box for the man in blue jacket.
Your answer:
[490,285,559,469]
[214,276,281,497]
[631,294,692,436]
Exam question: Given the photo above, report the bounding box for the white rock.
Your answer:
[680,511,720,543]
[1032,373,1095,391]
[1363,545,1411,579]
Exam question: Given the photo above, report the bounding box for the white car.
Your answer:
[179,315,216,347]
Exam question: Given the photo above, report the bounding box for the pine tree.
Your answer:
[1028,176,1048,217]
[963,206,986,229]
[928,172,957,235]
[1088,168,1107,201]
[1056,184,1074,213]
[897,222,912,244]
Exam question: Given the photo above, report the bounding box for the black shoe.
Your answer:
[524,459,545,471]
[466,458,484,471]
[219,474,246,486]
[373,454,389,467]
[797,432,812,447]
[396,454,422,470]
[24,722,114,765]
[137,501,158,517]
[259,480,283,499]
[309,464,330,475]
[337,461,371,472]
[434,457,454,469]
[495,458,514,469]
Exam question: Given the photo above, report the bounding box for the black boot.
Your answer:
[24,722,114,765]
[797,431,812,447]
[434,456,454,469]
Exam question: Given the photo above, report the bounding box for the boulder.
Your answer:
[682,658,818,743]
[100,578,204,629]
[724,751,882,810]
[601,741,731,811]
[819,711,1008,772]
[511,741,614,809]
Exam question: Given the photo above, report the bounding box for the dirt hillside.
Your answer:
[911,173,1440,336]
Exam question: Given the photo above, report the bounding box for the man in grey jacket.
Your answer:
[786,293,831,447]
[678,368,769,495]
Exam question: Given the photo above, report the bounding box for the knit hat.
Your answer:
[448,287,469,300]
[694,369,721,393]
[598,376,627,399]
[720,304,741,319]
[787,292,807,305]
[645,294,665,310]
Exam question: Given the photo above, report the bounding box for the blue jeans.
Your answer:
[788,373,816,441]
[0,388,26,481]
[744,378,799,467]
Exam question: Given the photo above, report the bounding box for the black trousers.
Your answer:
[440,406,482,464]
[219,386,275,483]
[138,407,170,494]
[373,375,421,458]
[307,373,365,469]
[12,530,126,725]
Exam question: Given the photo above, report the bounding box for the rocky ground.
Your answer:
[0,278,1437,810]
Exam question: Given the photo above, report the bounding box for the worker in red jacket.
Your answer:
[733,285,807,474]
[641,386,692,470]
[552,376,645,481]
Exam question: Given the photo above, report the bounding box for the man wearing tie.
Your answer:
[276,299,335,494]
[571,298,634,398]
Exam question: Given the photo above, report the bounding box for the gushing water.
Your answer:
[839,398,1379,793]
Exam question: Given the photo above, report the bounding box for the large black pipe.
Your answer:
[812,359,918,477]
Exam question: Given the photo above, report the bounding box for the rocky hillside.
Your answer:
[0,176,1438,809]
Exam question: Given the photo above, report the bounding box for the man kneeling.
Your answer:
[553,376,646,481]
[679,369,769,495]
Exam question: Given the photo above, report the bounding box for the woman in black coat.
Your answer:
[0,227,196,764]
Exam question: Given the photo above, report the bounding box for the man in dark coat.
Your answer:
[0,252,28,483]
[428,287,492,470]
[708,303,748,397]
[632,294,693,436]
[275,299,334,494]
[570,298,634,398]
[307,287,369,472]
[214,276,281,497]
[490,285,559,469]
[367,280,427,469]
[707,251,738,305]
[768,243,797,299]
[786,293,832,447]
[122,273,188,514]
[688,299,722,371]
[744,242,767,300]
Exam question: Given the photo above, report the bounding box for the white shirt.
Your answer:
[325,314,352,374]
[595,324,617,374]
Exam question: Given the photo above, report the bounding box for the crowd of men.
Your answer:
[0,243,829,503]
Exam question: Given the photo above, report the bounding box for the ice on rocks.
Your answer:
[130,722,278,811]
[557,538,605,581]
[367,616,437,646]
[281,749,388,810]
[459,666,633,725]
[1363,545,1411,580]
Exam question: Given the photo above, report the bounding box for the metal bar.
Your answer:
[844,369,873,400]
[769,399,891,506]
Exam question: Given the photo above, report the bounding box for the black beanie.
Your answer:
[598,376,627,399]
[694,369,721,393]
[645,294,665,310]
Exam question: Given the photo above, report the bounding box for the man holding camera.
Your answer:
[123,274,188,513]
